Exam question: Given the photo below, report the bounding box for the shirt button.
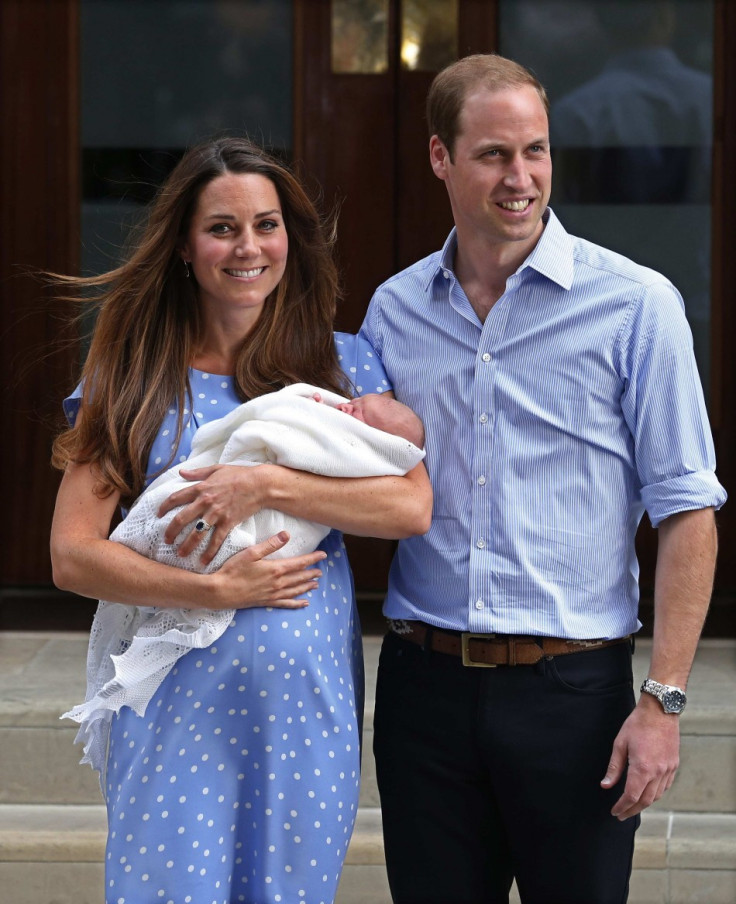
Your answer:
[482,352,491,362]
[477,475,486,486]
[479,413,488,424]
[475,599,485,610]
[442,270,450,279]
[476,538,485,549]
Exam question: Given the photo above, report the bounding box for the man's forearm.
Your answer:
[602,507,718,818]
[647,507,718,688]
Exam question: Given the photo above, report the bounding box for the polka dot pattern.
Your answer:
[103,333,390,903]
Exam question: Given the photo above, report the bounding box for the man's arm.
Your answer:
[601,507,718,819]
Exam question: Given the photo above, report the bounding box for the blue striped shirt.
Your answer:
[360,209,726,639]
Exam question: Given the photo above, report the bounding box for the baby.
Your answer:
[318,391,424,448]
[64,384,426,753]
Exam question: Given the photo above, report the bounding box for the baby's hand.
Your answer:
[312,392,324,403]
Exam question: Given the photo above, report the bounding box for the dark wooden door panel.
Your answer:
[0,0,80,599]
[295,0,398,334]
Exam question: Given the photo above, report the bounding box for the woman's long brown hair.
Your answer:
[51,138,349,504]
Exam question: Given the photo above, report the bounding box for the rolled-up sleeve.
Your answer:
[619,280,727,527]
[642,471,726,527]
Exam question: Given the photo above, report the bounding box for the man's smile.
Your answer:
[497,199,532,211]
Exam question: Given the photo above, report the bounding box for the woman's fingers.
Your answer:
[245,574,322,609]
[158,482,202,520]
[160,497,201,543]
[215,535,328,608]
[256,598,310,609]
[178,466,219,480]
[238,530,293,560]
[157,466,226,523]
[196,522,227,565]
[160,465,266,551]
[176,517,230,562]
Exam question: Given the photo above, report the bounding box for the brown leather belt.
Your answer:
[391,620,631,668]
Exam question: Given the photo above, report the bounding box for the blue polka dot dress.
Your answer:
[96,333,390,904]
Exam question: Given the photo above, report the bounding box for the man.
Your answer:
[360,54,726,904]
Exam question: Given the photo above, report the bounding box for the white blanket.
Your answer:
[62,384,424,777]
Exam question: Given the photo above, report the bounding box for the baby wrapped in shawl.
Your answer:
[63,383,425,774]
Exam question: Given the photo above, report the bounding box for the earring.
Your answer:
[183,260,191,278]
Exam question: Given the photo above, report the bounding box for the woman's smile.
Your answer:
[181,171,288,326]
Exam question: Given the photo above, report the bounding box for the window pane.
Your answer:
[332,0,389,73]
[401,0,458,72]
[81,0,292,280]
[499,0,714,400]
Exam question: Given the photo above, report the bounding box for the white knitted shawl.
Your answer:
[62,384,424,779]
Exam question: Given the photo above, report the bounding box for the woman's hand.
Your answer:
[158,463,273,564]
[51,460,324,611]
[211,530,326,610]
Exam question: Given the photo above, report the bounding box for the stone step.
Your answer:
[1,631,735,903]
[1,634,736,813]
[1,804,735,904]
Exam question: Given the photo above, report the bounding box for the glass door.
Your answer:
[499,0,715,400]
[80,0,293,279]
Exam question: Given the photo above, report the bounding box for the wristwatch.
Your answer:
[640,678,687,714]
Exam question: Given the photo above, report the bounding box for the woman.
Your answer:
[50,137,432,904]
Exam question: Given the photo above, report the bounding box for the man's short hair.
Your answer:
[427,54,549,160]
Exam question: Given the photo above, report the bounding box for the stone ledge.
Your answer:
[2,635,734,732]
[630,811,736,872]
[3,805,734,872]
[344,808,384,865]
[0,806,386,867]
[0,805,105,862]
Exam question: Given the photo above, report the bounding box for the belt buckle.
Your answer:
[461,633,498,668]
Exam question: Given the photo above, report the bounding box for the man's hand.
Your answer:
[601,694,680,820]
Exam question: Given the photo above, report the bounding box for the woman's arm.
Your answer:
[50,460,327,609]
[159,461,433,564]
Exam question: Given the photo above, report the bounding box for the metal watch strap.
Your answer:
[640,677,687,714]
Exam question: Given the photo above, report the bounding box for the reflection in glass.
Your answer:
[332,0,389,74]
[499,0,714,399]
[80,0,293,278]
[401,0,458,72]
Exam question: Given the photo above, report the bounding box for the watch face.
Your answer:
[662,689,687,713]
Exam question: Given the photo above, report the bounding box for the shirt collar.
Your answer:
[428,207,575,293]
[420,230,459,292]
[521,208,575,290]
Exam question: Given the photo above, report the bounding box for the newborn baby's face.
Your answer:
[309,391,367,421]
[336,394,384,427]
[312,391,396,433]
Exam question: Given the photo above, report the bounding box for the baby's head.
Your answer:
[337,394,425,448]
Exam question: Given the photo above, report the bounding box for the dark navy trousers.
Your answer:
[373,630,639,904]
